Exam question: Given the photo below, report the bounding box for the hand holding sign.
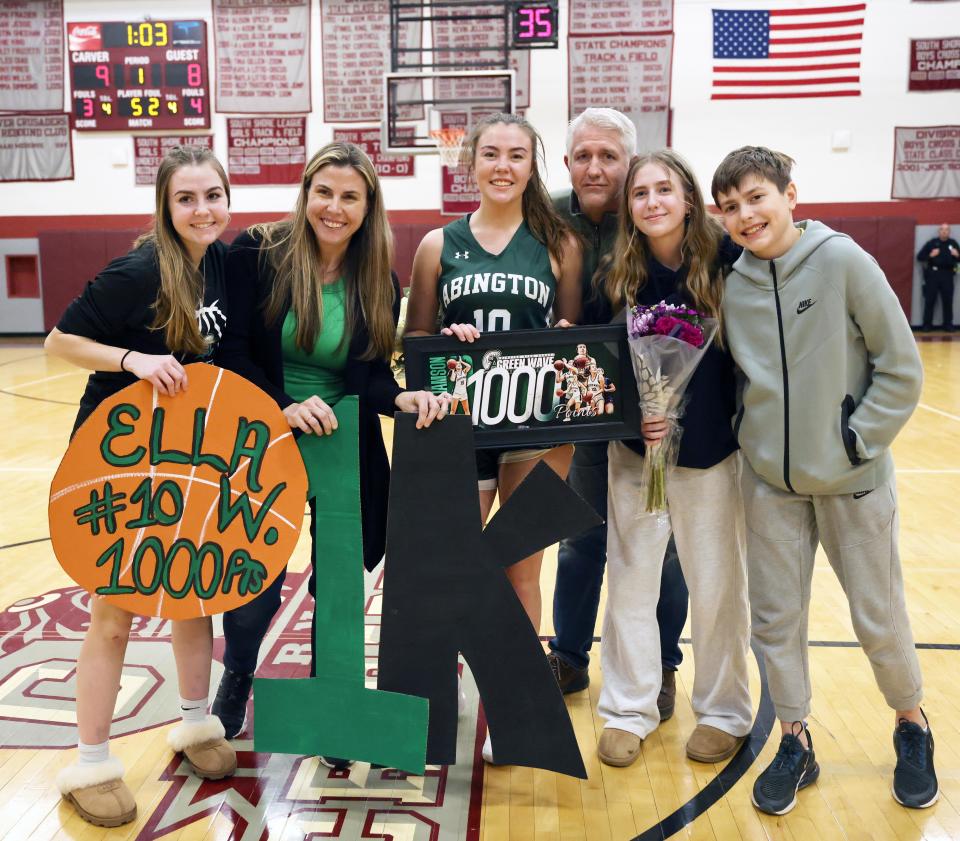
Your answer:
[48,364,308,620]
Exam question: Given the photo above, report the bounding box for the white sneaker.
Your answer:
[481,732,494,764]
[457,673,467,717]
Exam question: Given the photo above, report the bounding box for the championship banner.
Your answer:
[213,0,310,113]
[0,0,63,112]
[891,125,960,199]
[227,116,305,185]
[0,113,72,182]
[332,126,415,177]
[404,325,640,448]
[134,134,213,186]
[431,5,532,110]
[569,0,673,34]
[909,38,960,91]
[48,364,308,620]
[320,0,422,122]
[568,33,672,153]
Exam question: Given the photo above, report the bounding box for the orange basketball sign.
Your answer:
[48,364,307,620]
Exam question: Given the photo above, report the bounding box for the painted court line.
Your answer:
[1,371,83,391]
[917,402,960,423]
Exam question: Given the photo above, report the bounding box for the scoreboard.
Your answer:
[67,20,210,131]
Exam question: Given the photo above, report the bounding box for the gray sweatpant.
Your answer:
[741,459,924,722]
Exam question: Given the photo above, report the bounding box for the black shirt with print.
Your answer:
[56,239,228,432]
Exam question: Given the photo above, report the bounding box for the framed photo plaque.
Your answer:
[403,325,640,448]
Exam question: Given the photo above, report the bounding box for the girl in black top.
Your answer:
[594,151,753,770]
[212,142,446,752]
[46,146,236,827]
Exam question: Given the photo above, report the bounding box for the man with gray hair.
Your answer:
[548,109,688,738]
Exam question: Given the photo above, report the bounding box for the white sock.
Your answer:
[179,695,207,724]
[77,739,110,765]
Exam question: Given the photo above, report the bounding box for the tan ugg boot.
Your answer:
[57,756,137,827]
[167,715,237,780]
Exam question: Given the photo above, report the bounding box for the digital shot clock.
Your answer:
[510,1,559,49]
[67,20,210,131]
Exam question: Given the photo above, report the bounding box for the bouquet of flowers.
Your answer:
[627,302,718,522]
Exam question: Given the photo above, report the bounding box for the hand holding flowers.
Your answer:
[627,302,717,520]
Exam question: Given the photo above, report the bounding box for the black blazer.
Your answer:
[217,229,402,571]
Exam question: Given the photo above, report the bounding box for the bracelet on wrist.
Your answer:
[119,349,133,372]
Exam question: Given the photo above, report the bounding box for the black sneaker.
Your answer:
[212,668,253,740]
[893,710,939,808]
[547,653,589,694]
[751,723,820,815]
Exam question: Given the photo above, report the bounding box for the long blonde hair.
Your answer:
[462,113,572,267]
[603,150,725,342]
[136,145,230,355]
[257,142,395,361]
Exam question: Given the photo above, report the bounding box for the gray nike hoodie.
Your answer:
[722,220,922,495]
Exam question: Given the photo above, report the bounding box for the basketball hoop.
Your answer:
[429,128,466,168]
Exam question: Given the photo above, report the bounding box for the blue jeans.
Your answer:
[548,442,689,671]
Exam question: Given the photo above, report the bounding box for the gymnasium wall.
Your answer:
[0,0,958,332]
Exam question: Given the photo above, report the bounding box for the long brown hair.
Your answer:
[256,142,395,361]
[462,113,571,267]
[136,145,230,355]
[604,150,725,342]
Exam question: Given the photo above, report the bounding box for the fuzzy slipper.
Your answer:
[57,757,137,827]
[168,715,237,780]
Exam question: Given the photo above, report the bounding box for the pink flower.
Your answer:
[677,323,705,347]
[653,315,684,336]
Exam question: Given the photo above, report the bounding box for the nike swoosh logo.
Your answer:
[852,490,872,499]
[797,302,815,314]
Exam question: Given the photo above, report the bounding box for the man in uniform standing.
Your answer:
[917,223,960,331]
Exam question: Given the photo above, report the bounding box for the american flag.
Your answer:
[712,3,864,99]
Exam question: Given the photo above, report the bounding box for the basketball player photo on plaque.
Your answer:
[403,325,640,448]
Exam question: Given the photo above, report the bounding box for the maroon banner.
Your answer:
[213,0,310,113]
[569,0,673,34]
[134,134,214,186]
[67,20,210,131]
[439,112,479,217]
[0,113,72,182]
[568,34,672,153]
[320,0,422,122]
[909,38,960,91]
[0,0,64,112]
[431,5,530,110]
[332,126,415,178]
[891,125,960,199]
[227,116,305,185]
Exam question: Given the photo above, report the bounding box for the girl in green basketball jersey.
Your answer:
[406,114,582,760]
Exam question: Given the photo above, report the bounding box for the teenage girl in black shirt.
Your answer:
[45,146,236,828]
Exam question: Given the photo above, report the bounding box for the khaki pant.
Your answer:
[741,459,923,722]
[598,443,753,739]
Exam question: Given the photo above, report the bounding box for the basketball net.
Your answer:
[429,128,466,168]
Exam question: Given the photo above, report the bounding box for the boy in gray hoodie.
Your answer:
[711,147,936,816]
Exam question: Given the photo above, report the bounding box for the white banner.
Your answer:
[214,0,310,113]
[892,126,960,199]
[320,0,421,122]
[0,113,72,181]
[0,0,64,112]
[568,34,673,153]
[569,0,673,34]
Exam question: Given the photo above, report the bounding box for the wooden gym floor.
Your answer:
[1,334,959,841]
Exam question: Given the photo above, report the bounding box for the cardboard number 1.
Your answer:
[252,396,430,773]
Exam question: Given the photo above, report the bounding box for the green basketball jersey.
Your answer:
[438,215,557,333]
